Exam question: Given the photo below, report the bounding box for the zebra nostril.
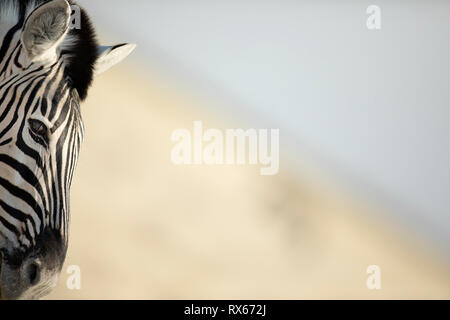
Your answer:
[25,262,40,286]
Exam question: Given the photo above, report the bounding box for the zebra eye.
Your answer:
[29,119,47,136]
[28,119,49,147]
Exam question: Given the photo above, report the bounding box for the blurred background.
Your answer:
[49,0,450,299]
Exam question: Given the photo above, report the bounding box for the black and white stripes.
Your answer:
[0,0,95,300]
[0,0,134,300]
[0,0,92,254]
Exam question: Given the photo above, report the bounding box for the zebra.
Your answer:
[0,0,135,299]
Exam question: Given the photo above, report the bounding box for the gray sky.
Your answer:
[78,0,450,253]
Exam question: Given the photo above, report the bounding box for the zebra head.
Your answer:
[0,0,135,299]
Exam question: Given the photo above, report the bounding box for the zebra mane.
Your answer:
[0,0,99,100]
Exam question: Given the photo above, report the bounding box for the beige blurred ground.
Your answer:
[48,61,450,300]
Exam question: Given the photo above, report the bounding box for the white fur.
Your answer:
[21,0,72,62]
[95,44,137,76]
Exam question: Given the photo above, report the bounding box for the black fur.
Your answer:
[64,0,99,100]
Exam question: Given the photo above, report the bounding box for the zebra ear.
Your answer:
[94,44,136,76]
[21,0,71,61]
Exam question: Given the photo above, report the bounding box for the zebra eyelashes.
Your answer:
[28,119,49,147]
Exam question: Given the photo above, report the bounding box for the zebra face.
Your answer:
[0,0,135,299]
[0,82,83,300]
